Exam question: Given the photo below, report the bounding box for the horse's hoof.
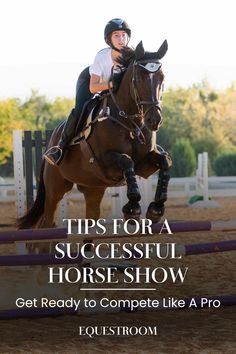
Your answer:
[146,202,165,223]
[122,202,141,221]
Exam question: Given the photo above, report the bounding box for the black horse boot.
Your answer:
[44,109,78,166]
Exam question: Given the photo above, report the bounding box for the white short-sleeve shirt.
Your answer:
[89,48,114,82]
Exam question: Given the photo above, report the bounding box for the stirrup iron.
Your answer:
[43,146,63,166]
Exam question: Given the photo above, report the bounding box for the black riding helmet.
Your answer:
[104,18,131,50]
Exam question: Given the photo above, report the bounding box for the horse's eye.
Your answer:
[162,83,165,92]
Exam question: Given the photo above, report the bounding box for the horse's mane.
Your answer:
[116,46,160,67]
[116,46,135,68]
[112,46,160,92]
[110,47,134,92]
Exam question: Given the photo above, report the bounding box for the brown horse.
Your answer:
[17,40,172,230]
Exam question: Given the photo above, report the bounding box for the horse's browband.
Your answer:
[135,60,162,73]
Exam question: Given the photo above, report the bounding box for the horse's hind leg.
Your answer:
[38,165,73,228]
[31,166,73,253]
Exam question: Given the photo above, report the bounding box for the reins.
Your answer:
[107,77,146,144]
[81,56,163,145]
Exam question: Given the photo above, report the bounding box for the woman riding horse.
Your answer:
[44,18,132,166]
[17,38,172,230]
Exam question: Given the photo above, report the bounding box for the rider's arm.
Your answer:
[89,74,112,94]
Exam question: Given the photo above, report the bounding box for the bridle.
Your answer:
[105,59,164,144]
[109,59,163,119]
[131,59,163,118]
[74,56,165,146]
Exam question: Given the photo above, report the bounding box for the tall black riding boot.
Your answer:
[44,109,78,166]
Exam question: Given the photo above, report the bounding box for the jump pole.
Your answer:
[1,219,236,244]
[0,239,235,266]
[151,219,236,233]
[180,239,236,255]
[0,295,235,319]
[0,219,236,246]
[0,228,67,244]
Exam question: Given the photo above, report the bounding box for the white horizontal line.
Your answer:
[80,288,157,291]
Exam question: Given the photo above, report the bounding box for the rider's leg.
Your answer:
[44,67,91,166]
[44,108,79,165]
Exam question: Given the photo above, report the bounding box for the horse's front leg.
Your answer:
[147,150,172,222]
[135,149,172,223]
[106,152,141,221]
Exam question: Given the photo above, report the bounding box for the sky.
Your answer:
[0,0,235,100]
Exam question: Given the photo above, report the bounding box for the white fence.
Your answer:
[109,174,236,211]
[1,175,236,203]
[169,176,236,197]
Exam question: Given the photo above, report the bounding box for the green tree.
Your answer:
[161,80,236,170]
[170,138,196,177]
[0,91,74,165]
[0,99,26,164]
[20,90,54,130]
[214,152,236,176]
[48,97,74,129]
[1,81,236,173]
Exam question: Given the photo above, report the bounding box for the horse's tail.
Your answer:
[17,160,46,229]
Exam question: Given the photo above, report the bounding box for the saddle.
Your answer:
[76,94,102,135]
[70,92,107,145]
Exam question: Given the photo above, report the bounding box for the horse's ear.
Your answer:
[135,41,145,60]
[156,40,168,59]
